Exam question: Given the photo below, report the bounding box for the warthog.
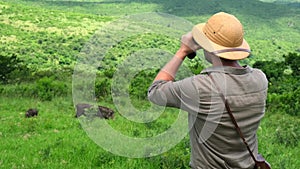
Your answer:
[75,103,114,119]
[25,108,38,118]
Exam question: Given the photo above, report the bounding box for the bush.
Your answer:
[95,76,112,100]
[129,69,158,100]
[254,52,300,116]
[268,88,300,116]
[36,76,69,101]
[253,60,286,80]
[284,52,300,76]
[0,53,26,84]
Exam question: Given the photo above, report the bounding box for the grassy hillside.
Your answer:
[1,0,299,70]
[0,1,115,71]
[0,0,299,169]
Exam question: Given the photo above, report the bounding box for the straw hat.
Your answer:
[192,12,251,60]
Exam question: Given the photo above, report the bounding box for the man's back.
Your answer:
[148,66,268,168]
[189,66,268,168]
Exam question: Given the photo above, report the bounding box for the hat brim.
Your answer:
[192,23,250,60]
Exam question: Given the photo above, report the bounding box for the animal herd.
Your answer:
[25,103,115,120]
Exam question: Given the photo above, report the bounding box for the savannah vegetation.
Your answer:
[0,0,299,168]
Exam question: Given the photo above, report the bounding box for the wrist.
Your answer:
[175,49,189,60]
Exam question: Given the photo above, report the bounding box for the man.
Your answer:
[148,12,268,168]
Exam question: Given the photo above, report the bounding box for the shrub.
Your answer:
[253,60,286,80]
[283,52,300,76]
[0,53,25,84]
[129,69,158,100]
[95,76,112,100]
[254,52,300,116]
[36,76,68,101]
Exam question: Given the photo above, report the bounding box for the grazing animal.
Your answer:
[75,103,92,118]
[75,103,114,119]
[25,108,38,118]
[97,106,115,119]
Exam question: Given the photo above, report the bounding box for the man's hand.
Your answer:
[152,32,202,82]
[175,32,202,60]
[178,32,202,57]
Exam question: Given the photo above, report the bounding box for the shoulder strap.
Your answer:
[208,73,258,164]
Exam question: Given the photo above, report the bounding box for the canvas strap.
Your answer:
[211,48,251,55]
[208,73,259,165]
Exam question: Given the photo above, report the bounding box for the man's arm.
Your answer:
[153,50,187,82]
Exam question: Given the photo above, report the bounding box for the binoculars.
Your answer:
[187,52,197,59]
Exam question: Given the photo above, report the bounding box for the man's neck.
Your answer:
[212,58,242,68]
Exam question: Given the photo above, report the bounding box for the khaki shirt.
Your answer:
[148,66,268,169]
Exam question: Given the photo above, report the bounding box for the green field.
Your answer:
[0,0,299,168]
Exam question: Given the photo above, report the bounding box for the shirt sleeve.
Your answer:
[147,77,201,113]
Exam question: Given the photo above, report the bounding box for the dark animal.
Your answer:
[75,103,92,118]
[97,105,115,119]
[75,103,114,119]
[25,108,38,118]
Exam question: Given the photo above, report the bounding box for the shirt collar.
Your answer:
[200,65,253,75]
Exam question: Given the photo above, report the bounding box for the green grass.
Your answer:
[0,96,299,169]
[0,96,189,169]
[257,111,300,169]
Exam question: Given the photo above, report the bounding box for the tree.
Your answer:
[284,52,300,76]
[0,53,21,84]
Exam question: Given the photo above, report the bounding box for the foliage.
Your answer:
[0,53,27,84]
[129,69,157,100]
[284,52,300,76]
[0,0,113,73]
[253,60,286,80]
[0,75,70,101]
[95,72,112,100]
[36,76,69,101]
[254,52,300,116]
[1,0,299,74]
